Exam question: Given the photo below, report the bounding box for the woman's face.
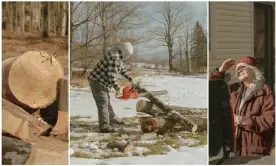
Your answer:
[236,63,254,82]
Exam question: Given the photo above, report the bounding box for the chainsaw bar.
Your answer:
[139,90,168,97]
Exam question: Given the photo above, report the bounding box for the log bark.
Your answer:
[137,100,206,117]
[106,141,134,153]
[2,51,63,109]
[2,98,51,136]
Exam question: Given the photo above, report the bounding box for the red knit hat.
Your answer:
[238,56,259,68]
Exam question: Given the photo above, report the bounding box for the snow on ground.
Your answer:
[70,71,207,165]
[70,74,207,119]
[71,145,207,165]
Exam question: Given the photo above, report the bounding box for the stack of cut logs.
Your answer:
[136,87,207,134]
[2,51,68,165]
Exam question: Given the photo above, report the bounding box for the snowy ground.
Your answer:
[70,74,207,119]
[71,146,207,165]
[70,71,207,165]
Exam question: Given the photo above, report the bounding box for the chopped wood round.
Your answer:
[3,51,63,109]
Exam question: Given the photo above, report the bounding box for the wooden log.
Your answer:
[140,117,176,134]
[140,115,207,134]
[137,100,207,117]
[135,87,201,133]
[2,136,32,165]
[58,77,68,113]
[25,139,68,165]
[50,77,68,135]
[2,51,63,109]
[106,141,134,153]
[2,98,51,136]
[2,109,29,141]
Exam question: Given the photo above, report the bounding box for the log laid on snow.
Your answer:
[140,114,207,134]
[137,100,207,117]
[135,87,204,133]
[2,98,51,138]
[2,51,63,109]
[140,117,177,134]
[106,141,134,153]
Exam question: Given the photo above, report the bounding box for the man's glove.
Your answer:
[115,88,123,98]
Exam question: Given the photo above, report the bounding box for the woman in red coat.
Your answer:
[210,56,275,156]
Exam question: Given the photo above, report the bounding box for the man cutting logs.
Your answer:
[88,42,137,133]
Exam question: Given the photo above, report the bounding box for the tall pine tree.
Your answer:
[190,21,207,72]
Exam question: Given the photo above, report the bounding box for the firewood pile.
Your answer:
[2,51,68,165]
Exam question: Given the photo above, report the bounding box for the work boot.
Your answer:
[50,111,68,135]
[99,126,116,133]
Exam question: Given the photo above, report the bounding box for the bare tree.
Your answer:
[60,2,68,37]
[150,2,187,71]
[2,2,68,38]
[70,2,145,74]
[42,2,49,38]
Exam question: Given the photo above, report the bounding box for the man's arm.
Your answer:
[107,58,121,91]
[120,65,133,82]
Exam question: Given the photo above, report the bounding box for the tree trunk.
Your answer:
[6,2,13,31]
[2,51,63,109]
[47,3,51,36]
[42,2,49,38]
[168,46,173,71]
[185,50,190,73]
[179,45,183,68]
[20,2,25,33]
[15,3,19,34]
[60,2,67,37]
[30,2,33,32]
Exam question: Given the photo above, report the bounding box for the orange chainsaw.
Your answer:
[118,82,168,100]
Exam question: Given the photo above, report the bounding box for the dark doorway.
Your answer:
[254,3,275,91]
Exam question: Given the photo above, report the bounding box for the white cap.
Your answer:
[117,42,133,60]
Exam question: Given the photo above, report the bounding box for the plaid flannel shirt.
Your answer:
[89,49,133,91]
